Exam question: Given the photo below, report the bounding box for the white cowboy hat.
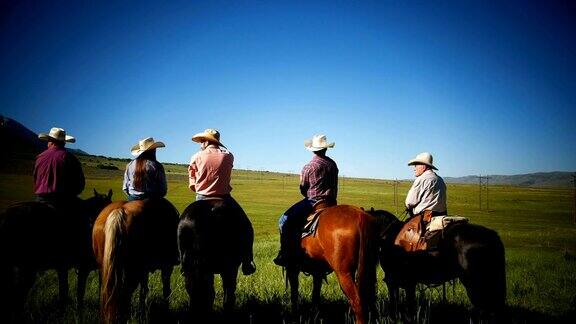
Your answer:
[38,127,75,143]
[130,137,165,157]
[191,128,225,147]
[407,152,438,170]
[304,134,335,152]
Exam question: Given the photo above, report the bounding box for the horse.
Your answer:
[0,189,112,321]
[92,198,179,324]
[369,209,506,322]
[177,199,254,316]
[283,205,381,324]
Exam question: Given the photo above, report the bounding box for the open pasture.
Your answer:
[0,156,575,323]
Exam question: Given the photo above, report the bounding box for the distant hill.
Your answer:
[444,172,575,188]
[1,115,90,158]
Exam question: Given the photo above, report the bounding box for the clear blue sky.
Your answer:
[2,0,575,179]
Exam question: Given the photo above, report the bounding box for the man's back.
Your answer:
[189,145,234,196]
[34,146,85,197]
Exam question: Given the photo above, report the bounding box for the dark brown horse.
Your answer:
[92,198,179,324]
[285,205,380,324]
[0,189,112,321]
[177,199,254,315]
[369,209,506,322]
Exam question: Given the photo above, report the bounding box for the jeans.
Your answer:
[278,198,317,233]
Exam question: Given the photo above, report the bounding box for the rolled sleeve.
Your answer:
[122,166,130,195]
[188,155,198,191]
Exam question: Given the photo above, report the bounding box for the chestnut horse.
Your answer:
[92,198,179,324]
[369,209,506,322]
[177,199,254,315]
[285,205,380,324]
[0,189,112,321]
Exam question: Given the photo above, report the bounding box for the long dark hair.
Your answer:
[133,149,157,190]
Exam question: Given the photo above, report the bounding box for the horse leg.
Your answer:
[184,267,214,314]
[312,274,322,308]
[161,266,173,299]
[287,267,300,314]
[221,266,239,313]
[385,280,399,319]
[57,268,69,305]
[14,268,36,318]
[405,284,417,321]
[138,272,149,322]
[334,271,365,324]
[76,266,90,309]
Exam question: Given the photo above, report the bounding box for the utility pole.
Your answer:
[478,174,482,210]
[486,176,490,211]
[572,173,576,224]
[394,178,398,216]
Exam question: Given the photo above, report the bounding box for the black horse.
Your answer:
[0,189,112,321]
[177,199,254,315]
[370,209,506,322]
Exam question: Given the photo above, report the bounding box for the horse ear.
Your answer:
[360,207,365,211]
[93,188,97,196]
[108,189,113,199]
[370,207,374,212]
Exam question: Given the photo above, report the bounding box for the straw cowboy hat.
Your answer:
[192,128,225,147]
[304,134,335,152]
[38,127,76,143]
[407,152,438,170]
[131,137,165,157]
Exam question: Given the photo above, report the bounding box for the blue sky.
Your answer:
[1,0,575,179]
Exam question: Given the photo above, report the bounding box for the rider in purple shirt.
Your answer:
[34,127,85,204]
[273,134,339,267]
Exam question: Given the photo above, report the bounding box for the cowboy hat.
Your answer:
[131,137,165,157]
[304,134,335,152]
[407,152,438,170]
[191,128,225,147]
[38,127,75,143]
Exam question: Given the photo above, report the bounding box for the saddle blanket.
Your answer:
[426,215,469,232]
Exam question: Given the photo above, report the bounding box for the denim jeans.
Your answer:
[127,193,148,201]
[278,198,317,233]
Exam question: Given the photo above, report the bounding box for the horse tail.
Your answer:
[101,208,126,324]
[356,211,377,315]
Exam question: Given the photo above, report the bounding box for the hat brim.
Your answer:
[408,159,438,170]
[131,142,165,157]
[191,133,225,147]
[38,133,76,143]
[304,140,335,152]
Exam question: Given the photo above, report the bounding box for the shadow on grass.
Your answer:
[19,293,574,324]
[145,299,574,324]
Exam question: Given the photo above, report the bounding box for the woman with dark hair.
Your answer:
[122,137,167,201]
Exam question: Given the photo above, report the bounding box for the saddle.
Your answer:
[301,200,336,238]
[394,211,469,252]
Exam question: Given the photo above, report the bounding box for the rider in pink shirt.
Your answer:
[188,129,256,275]
[188,142,233,197]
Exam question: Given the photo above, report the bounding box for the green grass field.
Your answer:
[1,156,575,323]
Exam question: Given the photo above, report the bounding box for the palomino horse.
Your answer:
[369,209,506,322]
[177,199,254,315]
[284,205,380,324]
[0,189,112,321]
[92,198,179,324]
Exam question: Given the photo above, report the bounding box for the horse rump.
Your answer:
[444,223,506,317]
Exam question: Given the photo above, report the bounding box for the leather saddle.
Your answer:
[394,212,468,252]
[301,200,336,238]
